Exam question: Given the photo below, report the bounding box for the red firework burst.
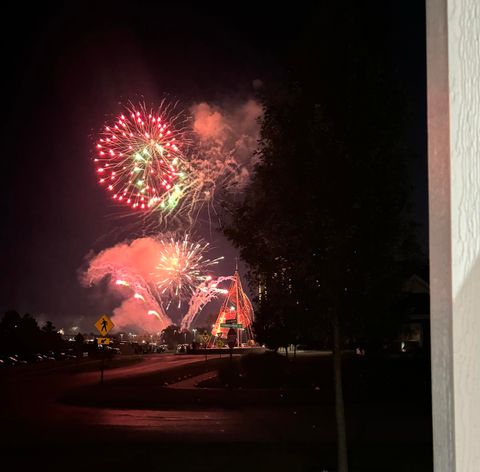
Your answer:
[94,102,187,210]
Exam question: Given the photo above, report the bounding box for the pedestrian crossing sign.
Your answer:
[95,315,114,335]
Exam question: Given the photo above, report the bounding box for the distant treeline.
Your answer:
[0,310,64,356]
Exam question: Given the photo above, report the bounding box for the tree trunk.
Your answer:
[333,310,348,472]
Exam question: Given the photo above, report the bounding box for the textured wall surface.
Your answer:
[427,1,480,471]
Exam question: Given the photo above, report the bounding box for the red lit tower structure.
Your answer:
[211,263,254,346]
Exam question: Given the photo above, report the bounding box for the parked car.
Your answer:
[2,357,14,366]
[55,352,66,361]
[12,355,27,365]
[5,356,18,366]
[21,353,44,363]
[64,348,77,359]
[42,353,55,361]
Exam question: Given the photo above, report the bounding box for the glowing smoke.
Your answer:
[81,235,227,332]
[180,276,232,330]
[191,99,262,189]
[81,237,172,332]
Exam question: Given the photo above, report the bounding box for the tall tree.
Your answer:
[222,3,421,470]
[0,310,22,354]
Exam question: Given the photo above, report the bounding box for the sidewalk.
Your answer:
[167,371,217,389]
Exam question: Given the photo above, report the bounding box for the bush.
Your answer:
[240,351,288,387]
[217,351,289,388]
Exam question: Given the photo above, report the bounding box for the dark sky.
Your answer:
[0,1,427,331]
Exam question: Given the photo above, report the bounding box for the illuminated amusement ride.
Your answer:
[211,264,254,346]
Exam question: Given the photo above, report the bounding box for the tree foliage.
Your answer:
[161,325,187,350]
[0,310,64,355]
[223,2,423,351]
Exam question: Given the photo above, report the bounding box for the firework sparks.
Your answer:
[180,276,232,330]
[85,100,261,333]
[93,100,262,229]
[154,234,224,308]
[95,101,190,212]
[81,235,228,331]
[147,310,162,320]
[153,100,262,227]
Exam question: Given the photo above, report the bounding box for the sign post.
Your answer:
[202,332,209,361]
[216,336,224,358]
[94,315,114,384]
[227,328,237,362]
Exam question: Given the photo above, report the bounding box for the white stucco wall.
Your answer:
[427,1,480,471]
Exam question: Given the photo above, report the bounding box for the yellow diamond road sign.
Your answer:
[95,315,114,335]
[97,337,110,345]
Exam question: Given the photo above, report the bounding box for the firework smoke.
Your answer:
[148,98,263,228]
[94,99,262,229]
[180,276,232,330]
[81,237,171,332]
[155,234,223,308]
[81,235,226,332]
[191,99,262,189]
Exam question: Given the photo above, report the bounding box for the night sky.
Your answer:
[1,1,427,331]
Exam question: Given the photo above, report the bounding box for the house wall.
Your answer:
[427,1,480,470]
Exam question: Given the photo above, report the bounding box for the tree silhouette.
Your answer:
[161,325,185,350]
[41,321,56,333]
[0,310,22,354]
[221,3,422,470]
[0,311,66,355]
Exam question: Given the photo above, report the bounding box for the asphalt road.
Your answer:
[0,353,433,471]
[0,353,223,427]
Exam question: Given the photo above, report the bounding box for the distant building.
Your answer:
[399,274,430,350]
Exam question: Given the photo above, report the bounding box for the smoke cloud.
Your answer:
[191,98,263,188]
[81,235,229,333]
[81,237,172,333]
